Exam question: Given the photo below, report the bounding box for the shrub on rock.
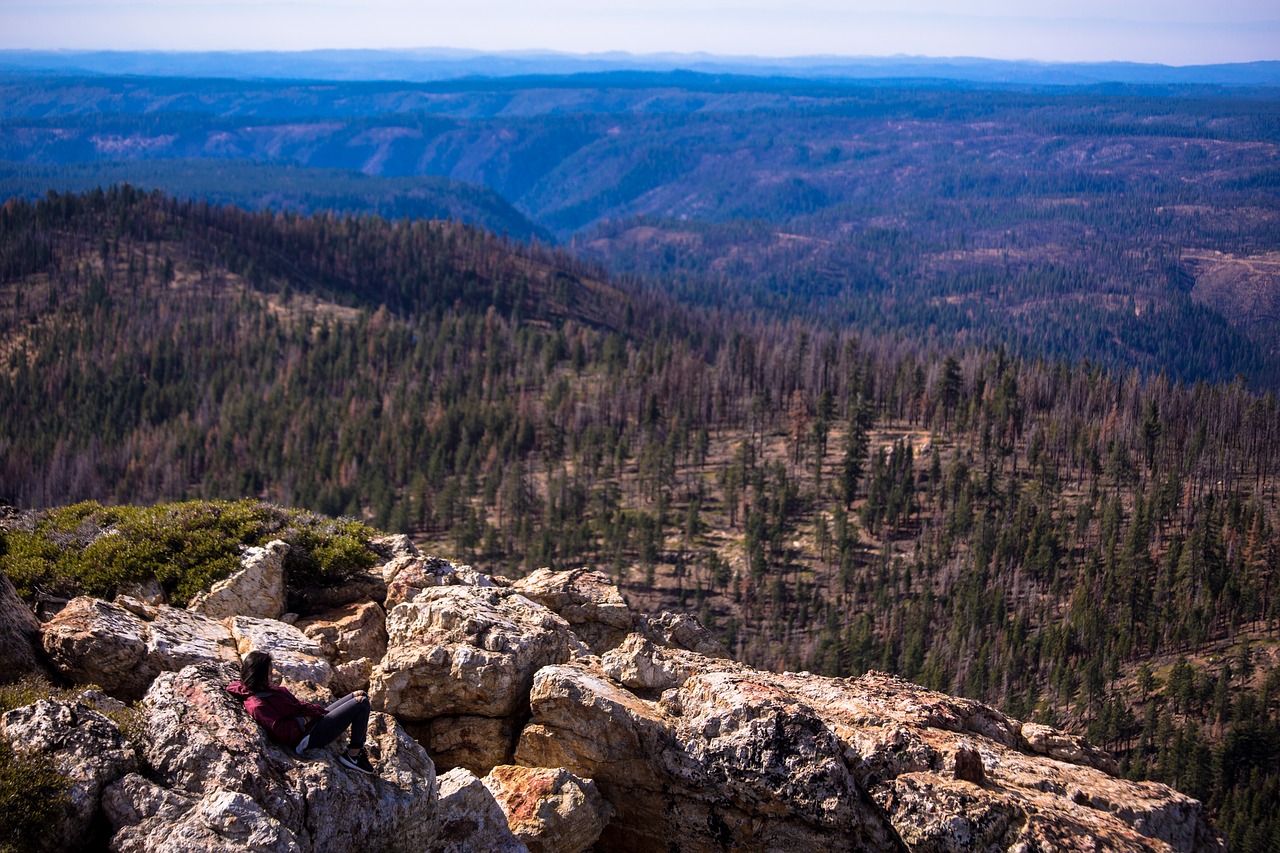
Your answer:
[0,500,376,606]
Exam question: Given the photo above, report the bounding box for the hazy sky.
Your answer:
[2,0,1277,65]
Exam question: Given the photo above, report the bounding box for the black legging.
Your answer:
[308,692,370,750]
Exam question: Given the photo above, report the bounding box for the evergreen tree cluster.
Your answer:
[2,188,1279,844]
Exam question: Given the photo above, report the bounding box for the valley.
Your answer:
[2,59,1280,849]
[2,188,1280,848]
[2,72,1278,385]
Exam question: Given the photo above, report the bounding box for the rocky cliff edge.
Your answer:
[0,548,1225,852]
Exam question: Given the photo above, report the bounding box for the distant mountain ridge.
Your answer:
[2,70,1277,387]
[1,48,1279,88]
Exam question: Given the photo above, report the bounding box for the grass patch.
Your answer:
[1,499,378,605]
[0,736,68,853]
[0,676,86,716]
[0,678,74,853]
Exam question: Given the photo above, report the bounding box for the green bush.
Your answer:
[0,737,69,853]
[0,500,379,605]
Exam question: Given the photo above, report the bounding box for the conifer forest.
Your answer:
[2,70,1280,849]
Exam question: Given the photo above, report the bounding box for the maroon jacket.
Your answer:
[226,680,326,747]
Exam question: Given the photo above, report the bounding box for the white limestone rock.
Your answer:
[227,615,332,688]
[189,540,288,621]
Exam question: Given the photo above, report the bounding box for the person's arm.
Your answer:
[246,692,307,745]
[299,699,328,718]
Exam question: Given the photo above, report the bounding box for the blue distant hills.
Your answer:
[1,48,1278,88]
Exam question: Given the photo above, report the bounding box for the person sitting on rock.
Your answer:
[226,649,376,775]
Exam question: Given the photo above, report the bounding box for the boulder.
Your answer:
[636,610,730,659]
[370,534,421,561]
[482,765,611,853]
[1,699,138,852]
[41,597,238,700]
[329,658,375,696]
[227,615,332,688]
[106,662,437,852]
[773,670,1225,853]
[297,601,387,667]
[41,598,152,698]
[188,540,287,621]
[297,601,387,694]
[509,567,728,659]
[0,568,46,681]
[370,586,587,721]
[1021,721,1121,775]
[512,567,634,653]
[600,632,707,693]
[383,555,494,607]
[515,660,902,853]
[146,603,241,674]
[434,767,529,853]
[104,775,299,853]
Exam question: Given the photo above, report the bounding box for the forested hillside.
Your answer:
[0,160,545,241]
[2,189,1279,849]
[4,72,1279,386]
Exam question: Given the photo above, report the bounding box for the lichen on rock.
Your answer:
[482,764,611,853]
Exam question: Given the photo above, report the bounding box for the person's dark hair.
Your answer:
[241,650,273,692]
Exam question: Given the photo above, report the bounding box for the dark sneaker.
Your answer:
[338,747,375,775]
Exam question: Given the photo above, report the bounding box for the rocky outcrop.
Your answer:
[383,554,495,608]
[105,662,437,852]
[0,569,45,681]
[371,584,587,722]
[188,540,288,620]
[482,765,611,853]
[297,601,387,694]
[774,669,1224,853]
[434,768,529,853]
[0,699,137,852]
[511,624,1223,853]
[8,555,1227,853]
[515,659,905,852]
[41,597,239,700]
